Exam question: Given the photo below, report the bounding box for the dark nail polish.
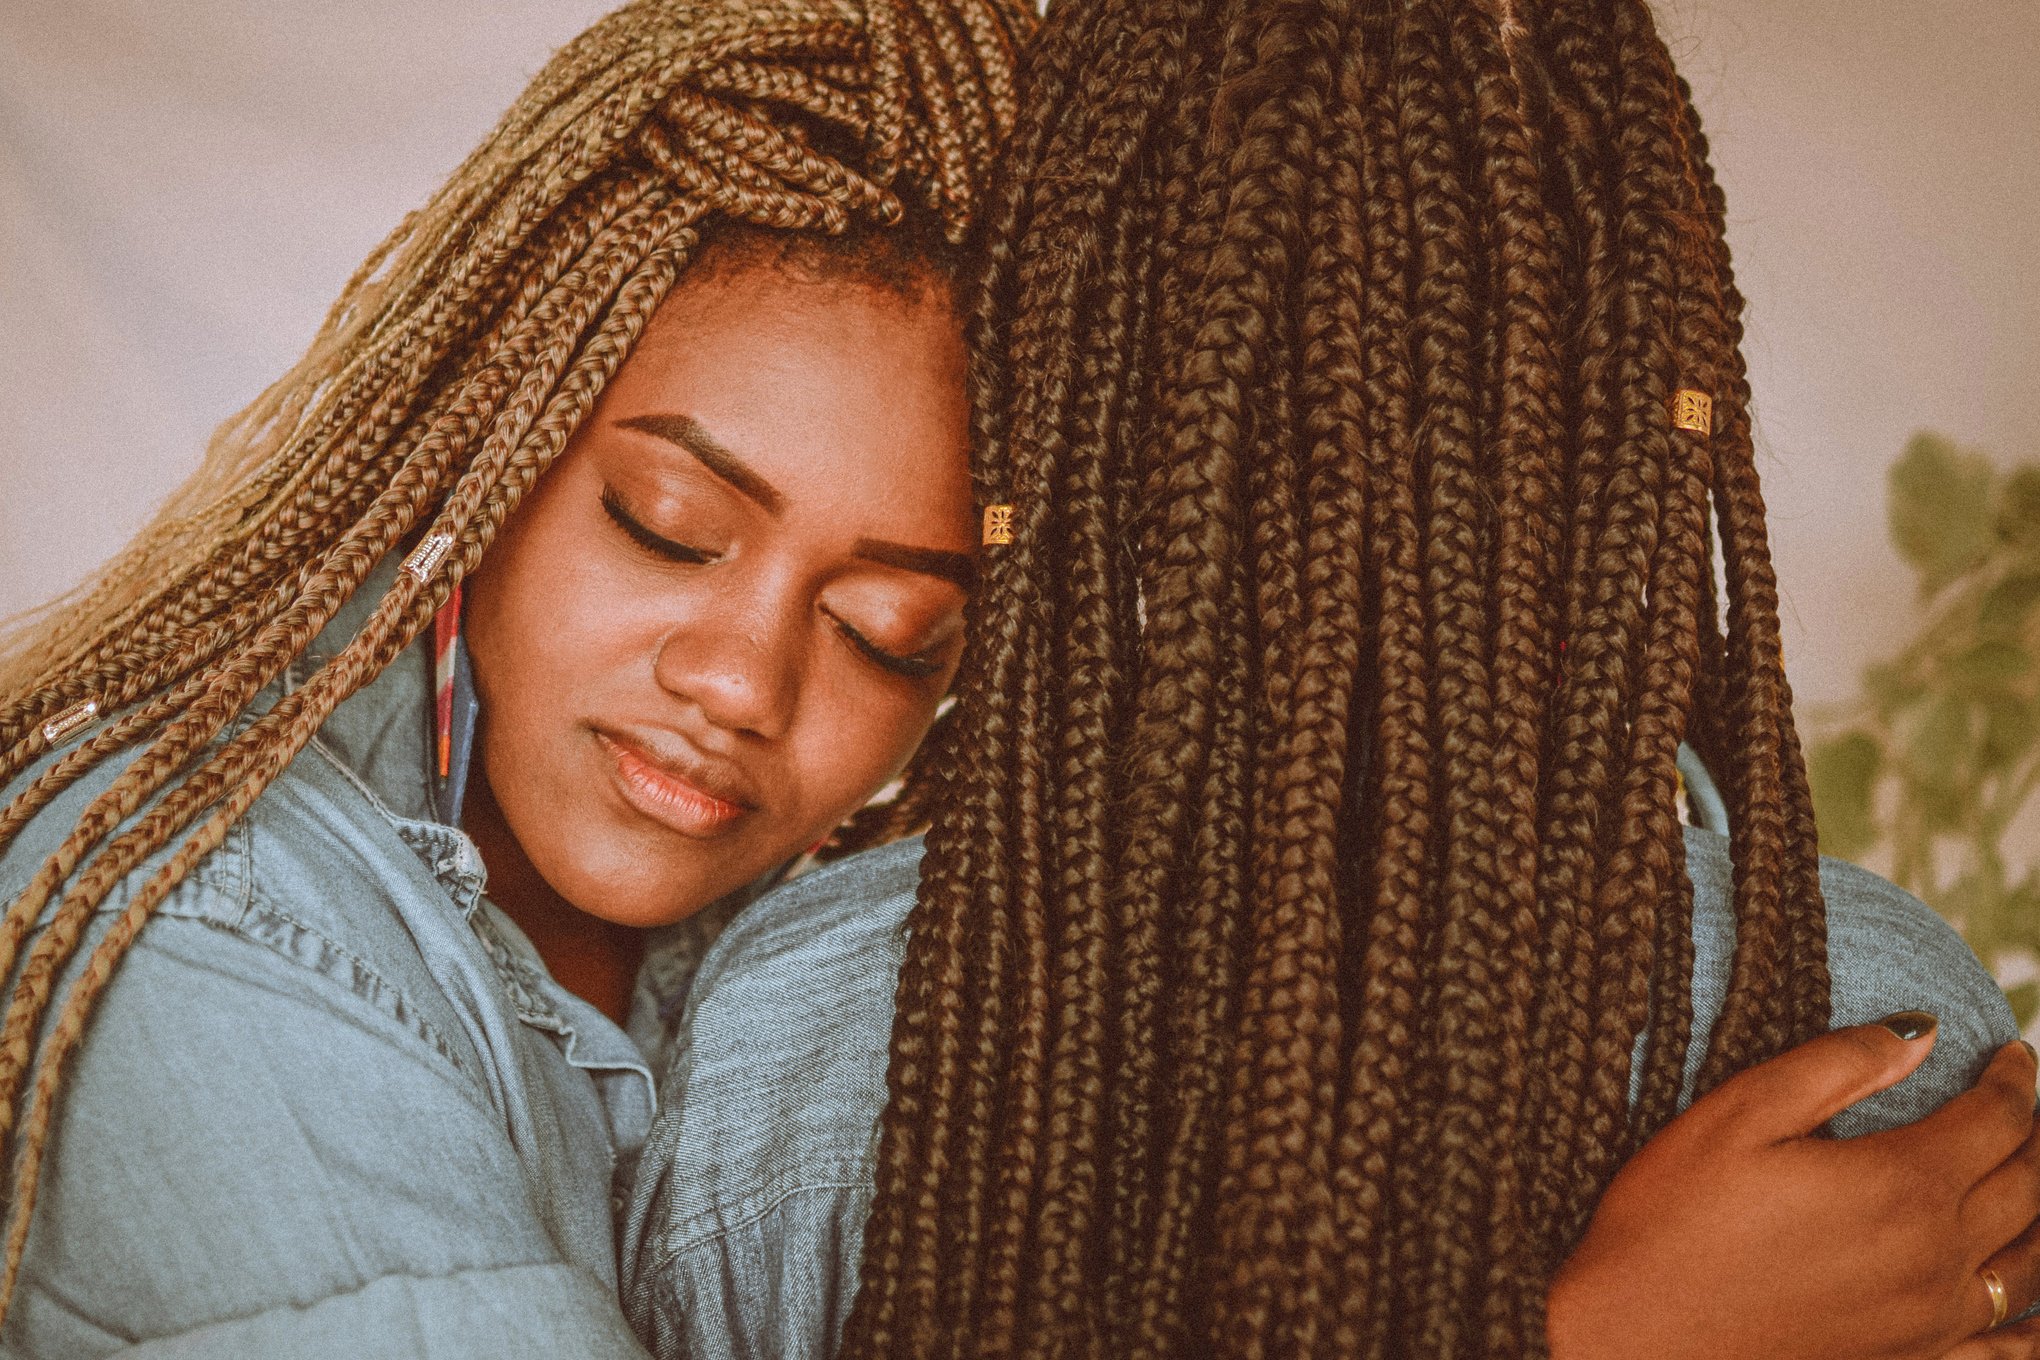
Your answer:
[1877,1010,1938,1041]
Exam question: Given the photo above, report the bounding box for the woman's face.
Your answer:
[463,259,974,927]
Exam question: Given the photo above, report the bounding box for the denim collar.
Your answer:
[282,549,756,1078]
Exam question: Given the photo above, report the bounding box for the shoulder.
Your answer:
[1682,826,2016,1135]
[640,836,921,1227]
[1816,852,2018,1133]
[0,739,627,1350]
[623,838,920,1357]
[690,834,921,1013]
[11,709,474,979]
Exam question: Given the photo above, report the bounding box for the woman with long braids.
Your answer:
[626,0,2040,1356]
[0,0,1030,1353]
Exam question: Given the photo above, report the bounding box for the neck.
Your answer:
[462,770,644,1027]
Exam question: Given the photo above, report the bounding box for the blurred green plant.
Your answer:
[1808,433,2040,1026]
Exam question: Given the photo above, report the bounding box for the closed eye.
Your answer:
[601,487,714,565]
[830,614,946,681]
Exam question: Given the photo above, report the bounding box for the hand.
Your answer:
[1547,1017,2040,1360]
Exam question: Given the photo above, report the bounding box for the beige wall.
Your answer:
[1659,0,2040,715]
[4,1,2038,720]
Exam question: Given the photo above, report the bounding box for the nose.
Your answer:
[650,594,801,743]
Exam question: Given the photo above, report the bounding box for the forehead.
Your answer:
[591,263,972,520]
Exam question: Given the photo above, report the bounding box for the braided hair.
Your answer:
[842,0,1828,1355]
[0,0,1030,1323]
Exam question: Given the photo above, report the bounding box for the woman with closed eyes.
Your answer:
[0,0,1029,1353]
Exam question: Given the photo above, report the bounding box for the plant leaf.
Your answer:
[1889,433,1996,596]
[1978,693,2039,771]
[1941,869,2009,957]
[2007,981,2039,1031]
[1980,572,2040,637]
[1863,659,1927,716]
[1903,695,1976,830]
[1947,639,2031,695]
[1809,730,1882,859]
[1997,464,2040,550]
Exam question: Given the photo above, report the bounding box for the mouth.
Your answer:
[594,728,757,838]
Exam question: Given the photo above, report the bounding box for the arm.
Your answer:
[1552,839,2040,1360]
[4,907,651,1359]
[1672,827,2019,1133]
[623,842,919,1360]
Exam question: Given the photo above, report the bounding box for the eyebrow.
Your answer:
[616,411,976,592]
[616,413,785,515]
[853,538,976,592]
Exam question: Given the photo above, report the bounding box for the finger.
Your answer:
[1965,1115,2040,1253]
[1974,1213,2040,1338]
[1906,1043,2040,1184]
[1691,1012,1940,1145]
[1939,1315,2040,1359]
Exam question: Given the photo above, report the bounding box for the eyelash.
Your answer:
[602,487,714,564]
[600,486,944,682]
[832,616,945,681]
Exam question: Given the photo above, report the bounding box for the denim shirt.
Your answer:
[0,557,750,1358]
[622,831,2021,1360]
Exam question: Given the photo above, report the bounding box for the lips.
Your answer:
[595,728,758,837]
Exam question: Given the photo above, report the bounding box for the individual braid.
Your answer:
[0,0,1032,1326]
[844,0,1829,1356]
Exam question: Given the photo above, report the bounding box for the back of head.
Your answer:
[853,0,1826,1355]
[0,0,1030,1321]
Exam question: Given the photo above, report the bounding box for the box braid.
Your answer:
[844,0,1828,1356]
[0,0,1032,1324]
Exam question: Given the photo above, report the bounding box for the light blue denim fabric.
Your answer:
[622,830,2021,1360]
[0,556,734,1358]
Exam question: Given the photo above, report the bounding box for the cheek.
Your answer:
[793,681,944,824]
[465,519,655,722]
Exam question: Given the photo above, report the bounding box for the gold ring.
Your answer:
[1983,1266,2010,1330]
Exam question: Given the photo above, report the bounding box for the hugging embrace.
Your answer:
[0,0,2034,1358]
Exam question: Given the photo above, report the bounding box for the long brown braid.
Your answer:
[842,0,1829,1356]
[0,0,1030,1322]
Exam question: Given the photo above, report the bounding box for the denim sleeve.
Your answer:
[4,903,649,1360]
[1678,828,2019,1137]
[623,844,916,1360]
[1817,855,2020,1137]
[630,834,2028,1359]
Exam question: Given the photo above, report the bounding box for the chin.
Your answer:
[551,834,767,929]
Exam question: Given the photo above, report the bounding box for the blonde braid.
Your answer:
[0,0,1030,1323]
[0,186,673,998]
[0,225,700,1321]
[0,171,664,806]
[0,167,661,767]
[0,193,698,1153]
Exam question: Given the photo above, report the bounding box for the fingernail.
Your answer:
[1877,1010,1938,1041]
[2021,1040,2036,1063]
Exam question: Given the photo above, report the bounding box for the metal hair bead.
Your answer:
[401,532,456,583]
[1671,389,1714,435]
[40,699,99,748]
[982,504,1015,546]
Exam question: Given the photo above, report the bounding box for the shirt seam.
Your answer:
[230,878,475,1078]
[648,1165,874,1268]
[304,731,412,828]
[125,1256,599,1344]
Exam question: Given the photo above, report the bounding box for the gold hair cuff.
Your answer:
[1671,389,1714,435]
[982,504,1015,546]
[40,699,99,748]
[402,532,456,582]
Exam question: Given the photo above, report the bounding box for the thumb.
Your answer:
[1694,1011,1939,1146]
